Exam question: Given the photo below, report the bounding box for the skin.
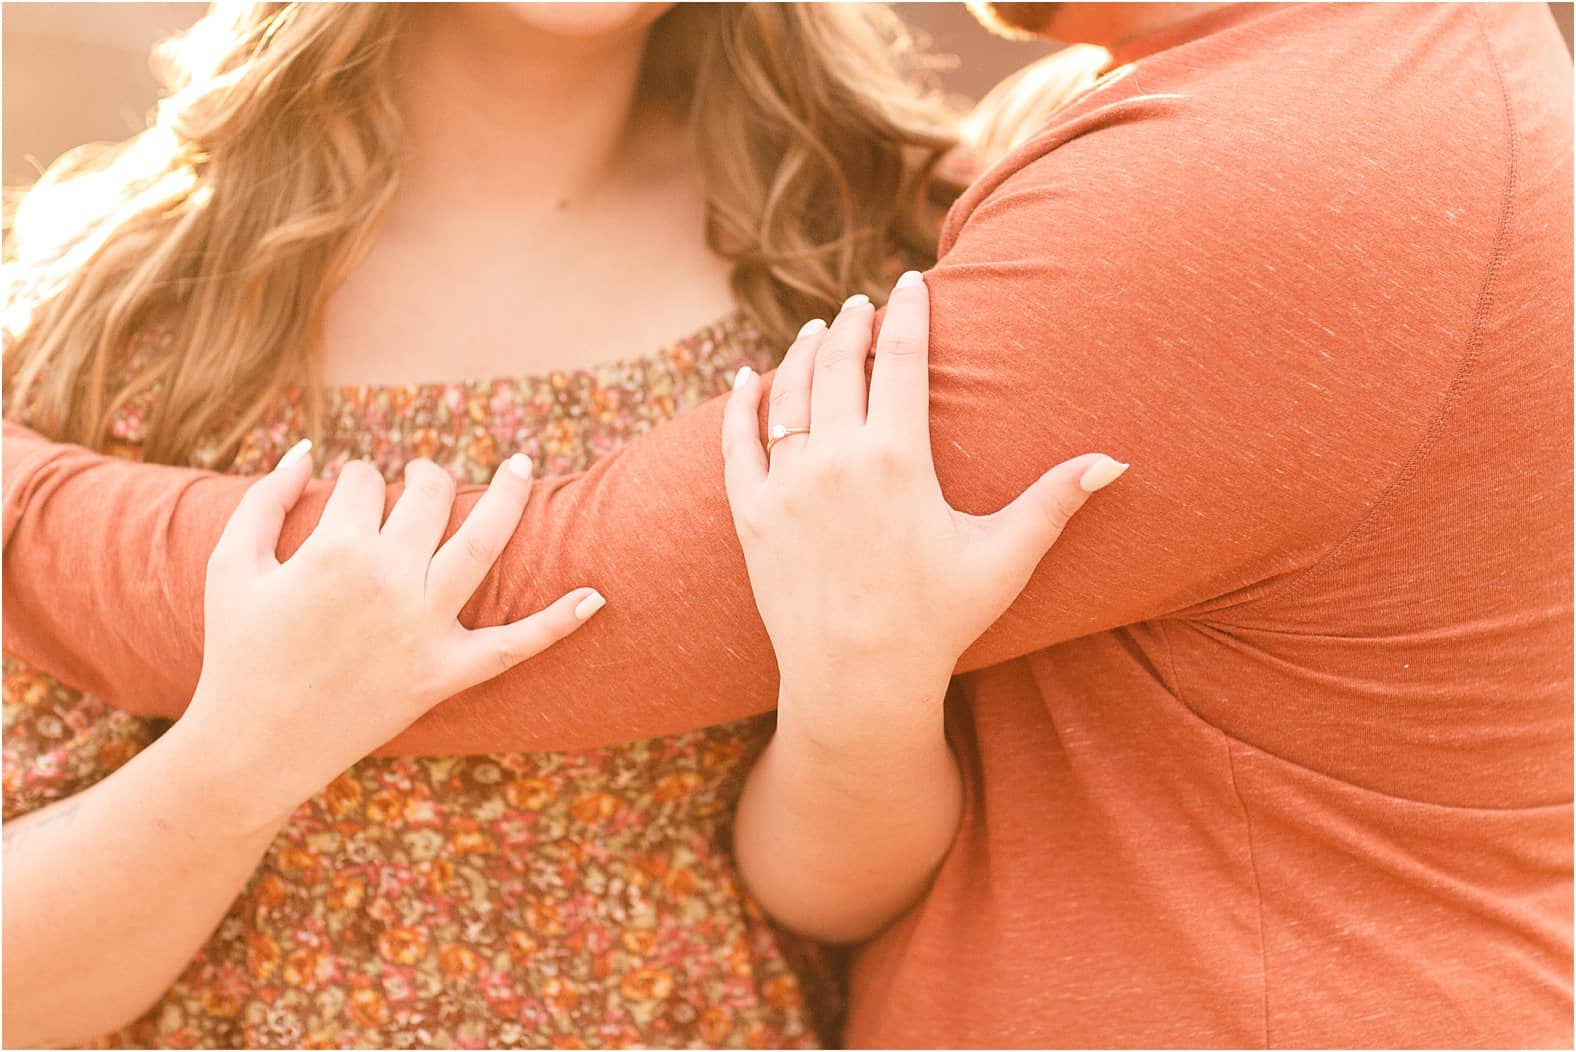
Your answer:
[322,2,731,387]
[5,1,1154,1038]
[2,451,601,1049]
[722,273,1124,942]
[985,2,1228,46]
[2,5,715,1045]
[707,1,1214,946]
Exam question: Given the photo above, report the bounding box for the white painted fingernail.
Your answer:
[733,365,754,390]
[574,590,607,620]
[1079,456,1130,493]
[895,270,924,290]
[798,318,826,338]
[507,453,533,479]
[841,294,870,311]
[277,439,312,470]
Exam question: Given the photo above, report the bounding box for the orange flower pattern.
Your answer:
[2,315,835,1048]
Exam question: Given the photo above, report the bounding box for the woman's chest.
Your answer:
[221,318,779,832]
[236,314,768,482]
[319,186,737,388]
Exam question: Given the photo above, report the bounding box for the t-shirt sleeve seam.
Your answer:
[1224,4,1520,610]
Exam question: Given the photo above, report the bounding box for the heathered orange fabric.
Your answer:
[3,3,1571,1046]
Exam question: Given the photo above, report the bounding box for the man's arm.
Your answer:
[3,92,1467,754]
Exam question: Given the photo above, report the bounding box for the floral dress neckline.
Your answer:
[231,310,771,483]
[320,309,750,397]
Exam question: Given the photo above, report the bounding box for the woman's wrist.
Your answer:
[774,669,954,779]
[734,691,963,944]
[157,706,311,838]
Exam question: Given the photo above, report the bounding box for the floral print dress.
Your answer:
[2,314,831,1049]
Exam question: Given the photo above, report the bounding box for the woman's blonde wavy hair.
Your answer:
[4,2,964,466]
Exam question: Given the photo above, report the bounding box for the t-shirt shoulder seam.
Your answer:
[1233,3,1520,608]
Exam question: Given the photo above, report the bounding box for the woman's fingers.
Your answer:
[214,439,314,566]
[722,366,768,509]
[315,458,387,540]
[974,453,1129,586]
[866,270,931,448]
[381,459,455,561]
[810,294,874,436]
[766,318,824,465]
[426,454,533,613]
[450,587,606,690]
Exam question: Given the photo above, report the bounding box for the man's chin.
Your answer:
[966,2,1064,40]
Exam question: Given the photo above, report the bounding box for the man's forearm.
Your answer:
[2,411,787,752]
[5,111,1393,755]
[3,425,228,709]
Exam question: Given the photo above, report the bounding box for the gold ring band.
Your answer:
[766,425,811,456]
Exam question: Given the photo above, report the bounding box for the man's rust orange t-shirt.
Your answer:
[3,3,1571,1047]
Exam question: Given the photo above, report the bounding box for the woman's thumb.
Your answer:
[982,453,1128,578]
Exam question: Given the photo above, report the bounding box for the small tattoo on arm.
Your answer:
[2,796,83,853]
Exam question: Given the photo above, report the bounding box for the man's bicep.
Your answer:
[916,164,1423,670]
[400,138,1434,742]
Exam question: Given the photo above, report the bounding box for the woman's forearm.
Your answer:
[717,278,1117,947]
[3,438,606,1049]
[1,710,294,1048]
[732,674,962,945]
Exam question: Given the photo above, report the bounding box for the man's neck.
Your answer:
[1045,3,1232,50]
[393,6,653,213]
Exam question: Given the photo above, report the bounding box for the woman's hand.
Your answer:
[2,449,605,1048]
[722,269,1126,942]
[721,270,1126,742]
[183,444,606,825]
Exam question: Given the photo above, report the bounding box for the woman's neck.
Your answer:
[319,6,736,388]
[394,6,652,211]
